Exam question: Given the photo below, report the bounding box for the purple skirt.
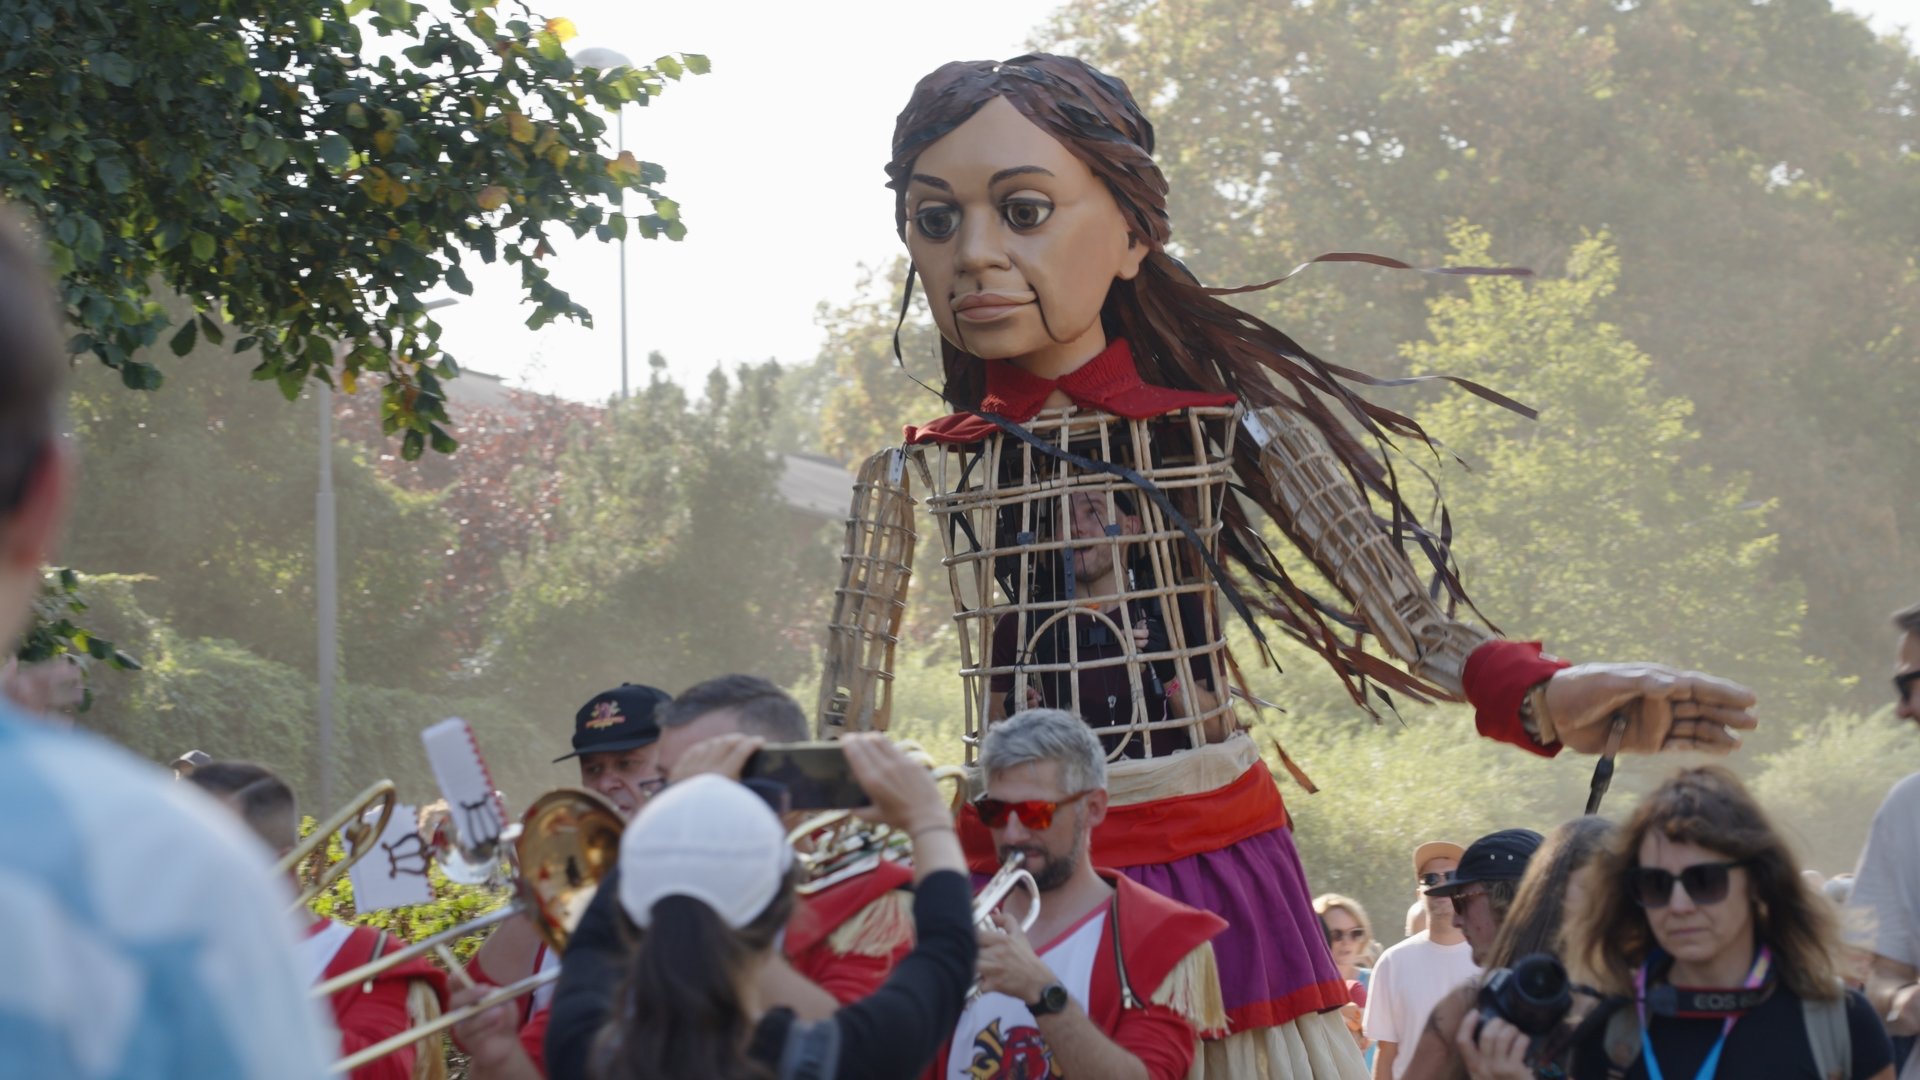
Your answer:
[1121,825,1352,1031]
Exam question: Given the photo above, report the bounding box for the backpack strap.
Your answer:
[1801,983,1851,1080]
[777,1018,843,1080]
[1601,1001,1641,1080]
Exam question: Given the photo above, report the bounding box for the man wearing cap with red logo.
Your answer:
[455,683,672,1080]
[1363,840,1480,1079]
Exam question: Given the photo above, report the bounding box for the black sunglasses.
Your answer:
[1418,871,1448,889]
[1896,670,1919,707]
[1324,927,1367,944]
[1629,860,1748,909]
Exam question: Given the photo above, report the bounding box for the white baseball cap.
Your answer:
[616,774,795,929]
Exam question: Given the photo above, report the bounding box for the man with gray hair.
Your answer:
[1849,601,1920,1078]
[942,708,1228,1080]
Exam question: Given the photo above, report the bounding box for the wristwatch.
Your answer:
[1028,982,1070,1017]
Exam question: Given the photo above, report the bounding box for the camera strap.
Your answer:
[1632,945,1774,1080]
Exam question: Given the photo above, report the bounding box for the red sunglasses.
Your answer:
[972,790,1093,830]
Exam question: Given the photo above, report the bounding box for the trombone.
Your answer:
[325,788,623,1074]
[277,779,398,911]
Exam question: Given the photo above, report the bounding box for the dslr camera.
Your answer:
[1476,952,1574,1065]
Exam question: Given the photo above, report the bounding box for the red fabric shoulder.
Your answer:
[1107,872,1227,989]
[783,859,914,957]
[1461,639,1569,758]
[519,1005,551,1078]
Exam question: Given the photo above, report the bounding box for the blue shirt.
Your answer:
[0,703,334,1078]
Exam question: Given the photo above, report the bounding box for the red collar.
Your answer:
[904,338,1238,445]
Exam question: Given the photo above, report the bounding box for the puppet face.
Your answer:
[903,96,1147,377]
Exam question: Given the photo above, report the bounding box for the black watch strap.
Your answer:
[1028,982,1070,1017]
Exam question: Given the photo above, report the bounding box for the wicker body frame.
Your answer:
[819,449,919,734]
[918,405,1242,762]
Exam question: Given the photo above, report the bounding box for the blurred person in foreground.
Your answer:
[1466,766,1894,1080]
[1427,830,1546,967]
[1847,600,1920,1078]
[1404,817,1612,1080]
[941,708,1229,1080]
[594,735,974,1079]
[1318,893,1380,1067]
[532,675,921,1080]
[454,683,673,1079]
[1367,840,1479,1079]
[0,208,335,1076]
[187,761,449,1080]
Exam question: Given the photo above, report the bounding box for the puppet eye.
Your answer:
[1002,199,1053,230]
[914,205,959,240]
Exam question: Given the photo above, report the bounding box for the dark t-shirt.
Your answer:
[989,591,1216,759]
[1569,983,1893,1080]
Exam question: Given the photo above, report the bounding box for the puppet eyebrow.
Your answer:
[990,166,1054,186]
[908,173,952,191]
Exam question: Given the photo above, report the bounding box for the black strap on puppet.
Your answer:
[974,410,1274,664]
[1584,712,1628,816]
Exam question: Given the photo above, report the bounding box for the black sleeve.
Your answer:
[544,862,627,1080]
[828,869,976,1080]
[1844,987,1895,1080]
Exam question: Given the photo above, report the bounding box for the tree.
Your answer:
[1041,0,1920,696]
[0,0,704,457]
[60,319,463,689]
[1403,226,1829,733]
[484,357,837,709]
[813,258,949,468]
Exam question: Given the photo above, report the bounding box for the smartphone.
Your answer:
[740,741,870,812]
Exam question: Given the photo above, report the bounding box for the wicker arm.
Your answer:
[817,448,919,735]
[1245,407,1491,696]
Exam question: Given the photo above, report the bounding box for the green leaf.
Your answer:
[197,312,225,345]
[683,54,711,75]
[189,231,216,263]
[168,319,197,356]
[317,132,352,170]
[428,424,458,454]
[400,428,425,460]
[91,52,135,87]
[655,55,684,80]
[95,157,130,195]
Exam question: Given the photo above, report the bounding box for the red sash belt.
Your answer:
[962,760,1290,874]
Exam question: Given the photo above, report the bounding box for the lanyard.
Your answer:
[1634,945,1773,1080]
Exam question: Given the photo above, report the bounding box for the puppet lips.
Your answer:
[953,292,1033,321]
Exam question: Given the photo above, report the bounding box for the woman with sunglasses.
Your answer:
[1316,894,1379,1067]
[1472,767,1896,1080]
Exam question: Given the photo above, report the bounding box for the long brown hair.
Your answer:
[1485,816,1615,971]
[885,56,1527,709]
[596,868,800,1080]
[1573,766,1841,1001]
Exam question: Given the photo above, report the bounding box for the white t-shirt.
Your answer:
[1362,930,1480,1078]
[1850,770,1920,1080]
[946,906,1108,1078]
[0,704,336,1078]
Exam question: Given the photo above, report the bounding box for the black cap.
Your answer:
[553,684,671,763]
[1428,828,1545,896]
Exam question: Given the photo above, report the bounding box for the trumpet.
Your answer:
[324,788,622,1074]
[276,779,398,912]
[786,756,968,894]
[968,852,1042,1000]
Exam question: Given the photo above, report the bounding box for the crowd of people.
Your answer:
[2,43,1919,1077]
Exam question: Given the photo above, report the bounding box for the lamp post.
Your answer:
[315,297,460,809]
[572,46,634,400]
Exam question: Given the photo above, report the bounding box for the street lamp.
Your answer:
[573,46,634,400]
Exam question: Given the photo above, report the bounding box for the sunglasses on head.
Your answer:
[1325,927,1367,944]
[972,789,1093,830]
[1629,860,1748,909]
[1896,670,1920,707]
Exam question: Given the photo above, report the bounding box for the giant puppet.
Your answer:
[817,55,1760,1078]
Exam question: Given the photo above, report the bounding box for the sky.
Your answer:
[424,0,1920,404]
